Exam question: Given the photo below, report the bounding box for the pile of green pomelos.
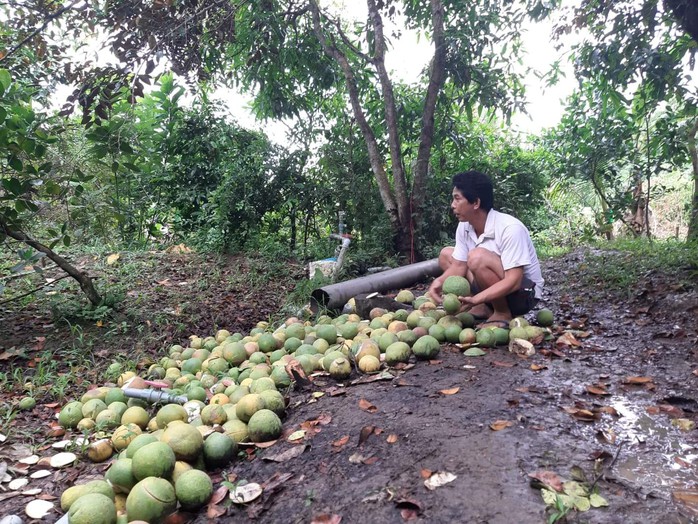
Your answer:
[43,276,553,524]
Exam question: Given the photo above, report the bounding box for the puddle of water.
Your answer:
[602,397,698,492]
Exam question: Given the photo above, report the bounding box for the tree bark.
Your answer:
[0,219,102,305]
[308,0,401,237]
[687,117,698,242]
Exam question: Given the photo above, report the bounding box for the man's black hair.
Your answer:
[452,171,494,211]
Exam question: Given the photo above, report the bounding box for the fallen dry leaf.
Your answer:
[439,387,460,395]
[311,514,342,524]
[210,485,229,505]
[528,470,564,492]
[586,385,610,396]
[386,434,398,444]
[262,444,308,463]
[420,468,433,479]
[673,489,698,515]
[623,376,653,385]
[490,420,514,431]
[556,331,581,347]
[359,399,378,413]
[332,435,350,449]
[230,483,263,504]
[106,253,120,265]
[530,364,547,371]
[358,426,375,447]
[492,360,515,368]
[207,505,227,519]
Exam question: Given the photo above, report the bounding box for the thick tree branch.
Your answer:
[0,218,102,305]
[686,117,698,241]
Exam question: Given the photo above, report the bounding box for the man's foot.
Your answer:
[478,318,511,329]
[467,304,492,320]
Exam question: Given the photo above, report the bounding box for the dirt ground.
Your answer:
[1,248,697,523]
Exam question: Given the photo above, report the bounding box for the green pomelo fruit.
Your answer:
[222,419,249,443]
[222,342,247,366]
[283,337,303,353]
[395,289,415,304]
[358,355,381,373]
[186,386,208,403]
[536,308,554,327]
[378,332,399,352]
[125,477,176,524]
[250,376,277,394]
[269,349,288,364]
[105,458,137,494]
[259,390,285,417]
[203,432,237,469]
[476,329,496,348]
[443,275,471,296]
[108,401,128,421]
[131,441,176,481]
[426,309,446,321]
[329,357,352,380]
[68,493,117,524]
[205,356,229,375]
[322,350,345,372]
[155,404,188,429]
[18,397,36,410]
[459,328,477,344]
[525,325,544,340]
[294,343,317,357]
[249,367,270,380]
[493,327,510,346]
[294,354,316,375]
[257,333,278,353]
[312,338,330,354]
[235,393,266,423]
[456,311,476,328]
[247,409,283,443]
[427,324,446,343]
[201,404,227,426]
[413,296,432,309]
[61,479,114,512]
[417,316,436,330]
[105,388,127,405]
[126,433,159,459]
[384,342,411,366]
[444,324,463,343]
[397,329,418,347]
[412,335,440,360]
[369,327,387,341]
[181,357,203,374]
[228,385,249,404]
[284,323,306,341]
[59,401,84,429]
[509,326,528,341]
[95,408,120,429]
[369,318,388,330]
[339,322,359,340]
[175,469,213,511]
[111,423,142,451]
[161,421,204,462]
[509,317,529,329]
[270,366,291,388]
[315,324,337,344]
[77,418,95,431]
[405,311,424,329]
[442,294,461,315]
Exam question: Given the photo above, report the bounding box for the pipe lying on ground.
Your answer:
[123,388,188,405]
[310,258,441,312]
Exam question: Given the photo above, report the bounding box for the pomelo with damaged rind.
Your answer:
[68,492,116,524]
[175,469,213,511]
[125,476,176,523]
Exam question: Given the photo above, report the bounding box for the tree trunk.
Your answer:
[0,219,102,305]
[687,117,698,242]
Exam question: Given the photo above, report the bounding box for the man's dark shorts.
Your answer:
[470,277,539,317]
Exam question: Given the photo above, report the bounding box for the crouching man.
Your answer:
[427,170,544,326]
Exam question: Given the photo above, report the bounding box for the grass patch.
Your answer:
[577,239,698,293]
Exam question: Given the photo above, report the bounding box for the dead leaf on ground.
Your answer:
[395,497,423,521]
[490,420,514,431]
[556,332,581,347]
[492,360,515,368]
[528,470,564,492]
[693,369,698,377]
[358,426,375,447]
[439,387,460,395]
[262,444,308,463]
[230,483,263,504]
[622,376,653,385]
[530,364,547,371]
[311,514,342,524]
[209,485,229,505]
[586,385,610,396]
[386,434,398,444]
[562,407,599,422]
[332,435,350,450]
[207,504,227,519]
[106,253,120,265]
[359,399,378,413]
[673,490,698,515]
[420,468,432,479]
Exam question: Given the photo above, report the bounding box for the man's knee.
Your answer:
[438,246,454,271]
[467,247,500,272]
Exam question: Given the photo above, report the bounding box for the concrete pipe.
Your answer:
[310,258,441,313]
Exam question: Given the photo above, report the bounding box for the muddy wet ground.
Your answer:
[0,248,697,523]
